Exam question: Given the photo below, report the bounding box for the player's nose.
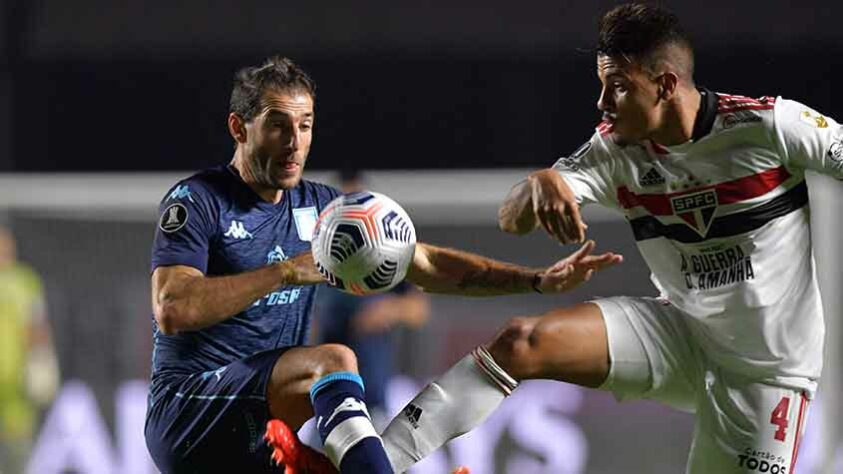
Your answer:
[597,87,613,113]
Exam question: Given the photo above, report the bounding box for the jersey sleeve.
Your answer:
[150,180,219,274]
[772,98,843,179]
[551,133,617,208]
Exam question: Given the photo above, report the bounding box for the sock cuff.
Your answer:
[471,346,518,395]
[310,371,365,402]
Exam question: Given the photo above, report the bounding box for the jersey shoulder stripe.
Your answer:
[716,92,776,114]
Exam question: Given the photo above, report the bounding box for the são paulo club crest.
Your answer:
[670,189,718,237]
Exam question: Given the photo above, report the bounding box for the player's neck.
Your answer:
[649,88,702,147]
[229,156,284,204]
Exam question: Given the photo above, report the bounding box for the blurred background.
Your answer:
[1,1,842,472]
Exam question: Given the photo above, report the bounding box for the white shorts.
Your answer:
[595,296,811,474]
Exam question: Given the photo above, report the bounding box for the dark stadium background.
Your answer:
[2,1,842,473]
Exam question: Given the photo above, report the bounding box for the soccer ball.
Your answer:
[312,191,416,295]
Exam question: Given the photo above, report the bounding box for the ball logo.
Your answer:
[364,260,399,290]
[330,224,365,263]
[382,211,413,243]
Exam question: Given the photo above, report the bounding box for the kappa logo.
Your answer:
[670,189,718,237]
[224,220,253,239]
[318,397,371,431]
[168,185,195,203]
[201,366,227,382]
[159,203,189,233]
[638,167,666,187]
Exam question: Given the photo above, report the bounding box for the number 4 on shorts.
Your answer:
[770,396,790,442]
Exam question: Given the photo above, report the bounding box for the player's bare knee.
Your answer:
[486,316,540,379]
[313,343,358,378]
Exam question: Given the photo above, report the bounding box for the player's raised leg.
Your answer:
[266,343,393,473]
[382,303,609,472]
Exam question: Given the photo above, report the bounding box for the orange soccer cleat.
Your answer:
[451,467,471,474]
[265,419,338,474]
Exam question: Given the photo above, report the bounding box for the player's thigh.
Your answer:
[688,371,810,474]
[145,348,286,474]
[266,343,358,430]
[594,296,702,410]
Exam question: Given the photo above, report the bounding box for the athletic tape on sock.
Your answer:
[471,346,519,395]
[323,416,383,467]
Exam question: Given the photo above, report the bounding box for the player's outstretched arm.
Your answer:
[406,240,621,296]
[498,168,587,244]
[151,252,324,335]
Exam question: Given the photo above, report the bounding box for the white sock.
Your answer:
[381,346,518,473]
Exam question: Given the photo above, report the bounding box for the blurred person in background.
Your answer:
[0,224,60,473]
[315,170,431,427]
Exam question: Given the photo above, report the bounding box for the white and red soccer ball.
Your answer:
[312,191,416,295]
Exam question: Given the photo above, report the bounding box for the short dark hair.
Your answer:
[229,56,317,122]
[597,3,693,77]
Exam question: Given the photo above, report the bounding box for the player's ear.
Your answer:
[657,72,679,100]
[228,113,247,143]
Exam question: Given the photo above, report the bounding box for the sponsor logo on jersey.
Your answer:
[555,141,592,172]
[828,139,843,163]
[638,167,666,187]
[722,112,763,129]
[670,189,718,237]
[159,203,189,233]
[737,448,787,473]
[799,109,828,129]
[293,207,317,241]
[167,184,195,203]
[224,220,253,239]
[680,244,755,290]
[266,245,288,264]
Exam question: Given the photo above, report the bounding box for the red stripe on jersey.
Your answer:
[596,120,613,136]
[790,392,809,474]
[617,166,791,215]
[649,140,670,155]
[717,93,776,113]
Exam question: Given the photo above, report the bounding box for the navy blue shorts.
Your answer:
[145,348,290,474]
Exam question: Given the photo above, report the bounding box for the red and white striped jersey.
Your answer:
[554,90,843,389]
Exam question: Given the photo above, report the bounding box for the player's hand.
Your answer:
[528,168,587,244]
[536,240,622,293]
[280,252,326,285]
